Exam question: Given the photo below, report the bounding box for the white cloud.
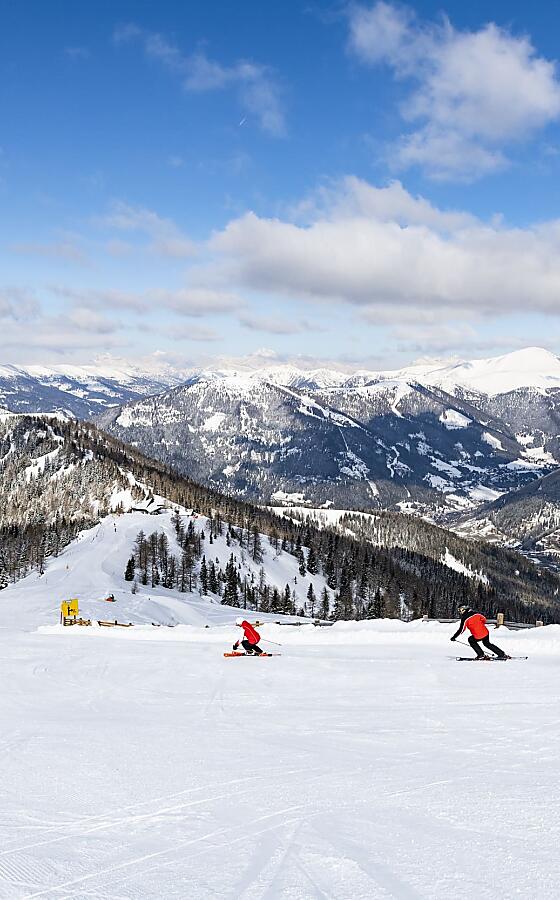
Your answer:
[10,241,89,265]
[164,323,221,343]
[295,175,475,229]
[102,201,197,258]
[167,155,184,168]
[65,46,90,61]
[105,239,135,257]
[66,307,119,334]
[394,129,507,181]
[348,2,560,179]
[51,285,149,313]
[0,287,40,320]
[207,175,560,317]
[238,312,315,335]
[150,287,244,317]
[0,317,123,356]
[114,25,285,137]
[51,284,244,318]
[0,287,128,361]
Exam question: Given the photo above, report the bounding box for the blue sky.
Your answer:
[2,0,560,372]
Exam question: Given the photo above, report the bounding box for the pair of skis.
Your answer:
[224,652,527,660]
[455,655,528,661]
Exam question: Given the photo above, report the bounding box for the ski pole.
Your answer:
[262,638,283,646]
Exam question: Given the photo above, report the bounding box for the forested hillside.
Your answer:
[0,413,559,623]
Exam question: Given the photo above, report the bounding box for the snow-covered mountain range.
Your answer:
[4,347,560,420]
[190,347,560,396]
[96,348,560,521]
[0,360,185,417]
[6,347,560,545]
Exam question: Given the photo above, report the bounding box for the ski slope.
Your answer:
[2,515,560,898]
[5,511,326,631]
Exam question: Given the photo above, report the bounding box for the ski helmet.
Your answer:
[235,617,244,626]
[457,605,469,614]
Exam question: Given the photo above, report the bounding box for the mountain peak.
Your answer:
[415,346,560,395]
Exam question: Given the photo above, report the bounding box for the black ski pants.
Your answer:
[468,634,506,658]
[242,639,263,655]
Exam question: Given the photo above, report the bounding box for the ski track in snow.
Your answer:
[2,515,560,897]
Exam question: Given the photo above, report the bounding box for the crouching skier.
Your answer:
[451,606,509,659]
[233,617,264,655]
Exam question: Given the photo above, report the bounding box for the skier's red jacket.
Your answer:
[453,611,489,640]
[240,620,260,644]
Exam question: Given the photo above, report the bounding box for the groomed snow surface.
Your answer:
[2,515,560,898]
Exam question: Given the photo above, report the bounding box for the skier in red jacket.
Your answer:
[451,606,509,659]
[233,617,264,655]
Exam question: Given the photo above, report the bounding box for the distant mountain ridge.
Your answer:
[0,361,186,418]
[6,348,560,544]
[98,362,558,519]
[180,347,560,396]
[3,346,560,417]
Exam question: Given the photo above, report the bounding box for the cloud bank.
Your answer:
[208,176,560,317]
[347,2,560,179]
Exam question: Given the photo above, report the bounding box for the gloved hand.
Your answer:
[233,640,239,650]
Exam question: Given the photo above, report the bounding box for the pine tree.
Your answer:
[384,578,401,618]
[270,587,281,614]
[222,554,239,607]
[250,525,263,563]
[283,584,292,614]
[164,556,176,589]
[335,561,354,619]
[208,561,219,594]
[370,587,384,619]
[260,584,270,612]
[171,508,182,537]
[306,545,318,575]
[200,556,208,595]
[320,587,330,620]
[180,544,195,592]
[124,556,135,581]
[306,583,316,618]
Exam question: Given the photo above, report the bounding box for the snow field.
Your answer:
[2,514,560,897]
[4,626,560,898]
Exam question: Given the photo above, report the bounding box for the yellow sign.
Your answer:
[61,599,79,618]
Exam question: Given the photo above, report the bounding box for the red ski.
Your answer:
[223,651,281,658]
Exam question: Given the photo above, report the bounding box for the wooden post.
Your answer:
[495,612,504,628]
[536,620,544,627]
